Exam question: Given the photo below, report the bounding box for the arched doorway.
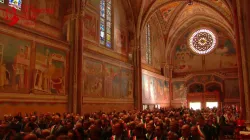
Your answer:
[187,83,221,110]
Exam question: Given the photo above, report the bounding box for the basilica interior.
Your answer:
[0,0,250,139]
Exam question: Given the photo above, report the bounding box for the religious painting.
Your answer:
[83,13,97,42]
[0,33,31,93]
[142,74,150,100]
[115,28,127,55]
[120,68,133,98]
[172,81,187,99]
[164,81,170,101]
[142,72,169,104]
[160,1,181,22]
[34,44,66,95]
[82,58,103,97]
[104,63,120,98]
[173,43,202,73]
[224,79,240,99]
[205,38,237,70]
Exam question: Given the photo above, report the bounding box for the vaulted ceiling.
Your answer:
[132,0,235,64]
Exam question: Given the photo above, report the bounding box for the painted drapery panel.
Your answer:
[142,73,169,104]
[172,81,187,100]
[0,33,31,93]
[34,44,66,95]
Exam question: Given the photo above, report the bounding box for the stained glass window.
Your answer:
[0,0,4,3]
[146,24,152,64]
[189,29,217,55]
[100,0,112,48]
[9,0,22,10]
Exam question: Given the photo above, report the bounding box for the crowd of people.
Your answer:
[0,106,241,140]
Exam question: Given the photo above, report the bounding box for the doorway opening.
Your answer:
[206,102,218,108]
[189,102,201,110]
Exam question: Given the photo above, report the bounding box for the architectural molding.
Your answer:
[0,93,67,103]
[82,97,134,104]
[0,23,70,51]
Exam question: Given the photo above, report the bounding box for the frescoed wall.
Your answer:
[173,27,237,73]
[173,43,202,72]
[83,12,98,42]
[224,79,240,99]
[0,33,31,93]
[141,14,165,70]
[0,31,69,117]
[142,70,170,106]
[172,81,187,100]
[82,58,103,97]
[33,44,66,95]
[82,57,133,99]
[205,38,237,70]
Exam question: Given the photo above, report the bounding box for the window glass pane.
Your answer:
[9,0,22,10]
[106,34,111,42]
[106,27,111,34]
[0,0,4,3]
[100,0,105,18]
[100,24,105,32]
[106,41,111,48]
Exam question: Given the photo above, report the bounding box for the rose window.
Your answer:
[189,29,217,55]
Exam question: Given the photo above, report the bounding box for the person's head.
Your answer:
[75,122,82,130]
[23,133,38,140]
[190,126,199,136]
[54,115,61,124]
[56,135,70,140]
[112,122,123,136]
[197,116,205,126]
[24,123,36,132]
[41,129,50,138]
[169,121,178,133]
[30,116,37,123]
[65,121,74,130]
[178,119,184,128]
[146,123,155,133]
[89,126,102,140]
[155,125,163,137]
[133,125,145,137]
[167,131,178,140]
[0,123,10,136]
[181,125,190,138]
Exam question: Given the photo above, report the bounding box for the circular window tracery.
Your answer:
[189,29,217,55]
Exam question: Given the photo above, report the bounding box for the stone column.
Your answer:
[133,44,142,111]
[232,0,246,119]
[235,0,250,124]
[68,0,81,114]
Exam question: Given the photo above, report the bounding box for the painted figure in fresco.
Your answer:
[0,63,10,89]
[175,44,193,71]
[143,76,150,99]
[128,80,133,98]
[104,67,118,97]
[90,77,102,95]
[12,46,29,89]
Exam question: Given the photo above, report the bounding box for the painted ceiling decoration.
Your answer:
[137,0,234,68]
